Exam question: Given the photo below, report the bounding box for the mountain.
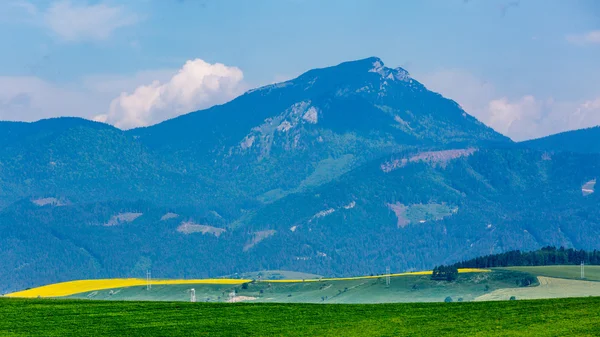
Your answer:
[1,57,598,293]
[0,117,242,215]
[130,57,509,205]
[520,126,600,154]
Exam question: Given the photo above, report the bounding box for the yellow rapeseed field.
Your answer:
[5,278,251,298]
[265,268,490,283]
[5,268,489,298]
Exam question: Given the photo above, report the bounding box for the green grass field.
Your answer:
[65,270,531,303]
[1,297,599,336]
[500,265,600,281]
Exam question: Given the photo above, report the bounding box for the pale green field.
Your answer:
[16,266,600,304]
[500,265,600,281]
[65,270,530,303]
[476,276,600,301]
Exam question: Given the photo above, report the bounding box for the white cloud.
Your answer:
[566,30,600,46]
[99,59,245,129]
[1,1,139,41]
[0,76,102,122]
[44,1,139,41]
[0,59,247,127]
[486,95,544,138]
[417,69,600,141]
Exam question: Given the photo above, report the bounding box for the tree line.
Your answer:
[450,246,600,269]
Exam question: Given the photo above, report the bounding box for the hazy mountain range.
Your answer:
[1,57,598,293]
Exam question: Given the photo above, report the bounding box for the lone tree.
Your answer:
[431,265,459,281]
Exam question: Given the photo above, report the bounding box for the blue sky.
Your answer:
[0,0,599,140]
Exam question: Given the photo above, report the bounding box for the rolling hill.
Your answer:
[7,265,600,304]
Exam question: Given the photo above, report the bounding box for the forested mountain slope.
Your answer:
[1,57,598,293]
[521,126,600,154]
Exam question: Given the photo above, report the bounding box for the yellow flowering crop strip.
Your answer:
[262,268,490,283]
[5,268,489,298]
[5,278,251,298]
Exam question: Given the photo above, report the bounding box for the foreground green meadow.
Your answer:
[1,297,599,336]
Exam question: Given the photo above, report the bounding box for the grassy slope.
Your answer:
[225,270,323,281]
[500,266,600,281]
[65,271,526,303]
[1,297,600,336]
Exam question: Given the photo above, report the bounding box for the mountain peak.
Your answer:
[336,57,411,81]
[288,57,412,87]
[342,56,383,69]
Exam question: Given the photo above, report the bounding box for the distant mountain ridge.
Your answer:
[0,57,598,294]
[520,126,600,154]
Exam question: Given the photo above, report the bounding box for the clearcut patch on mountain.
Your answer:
[582,179,596,196]
[177,221,226,237]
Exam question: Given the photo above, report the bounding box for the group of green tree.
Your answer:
[451,246,600,269]
[431,265,458,281]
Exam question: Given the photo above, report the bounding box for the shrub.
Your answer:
[444,296,453,303]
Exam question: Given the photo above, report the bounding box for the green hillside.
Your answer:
[62,270,530,303]
[2,297,600,336]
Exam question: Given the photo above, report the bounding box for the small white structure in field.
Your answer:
[190,288,196,303]
[229,290,236,301]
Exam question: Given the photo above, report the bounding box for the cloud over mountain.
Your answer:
[418,69,600,141]
[96,59,245,129]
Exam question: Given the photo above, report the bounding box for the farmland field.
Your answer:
[500,265,600,281]
[63,270,514,303]
[8,266,600,304]
[17,269,527,303]
[1,297,600,336]
[475,276,600,301]
[5,268,493,302]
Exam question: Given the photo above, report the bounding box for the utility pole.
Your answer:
[386,266,391,287]
[190,288,196,302]
[581,261,585,279]
[146,270,152,290]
